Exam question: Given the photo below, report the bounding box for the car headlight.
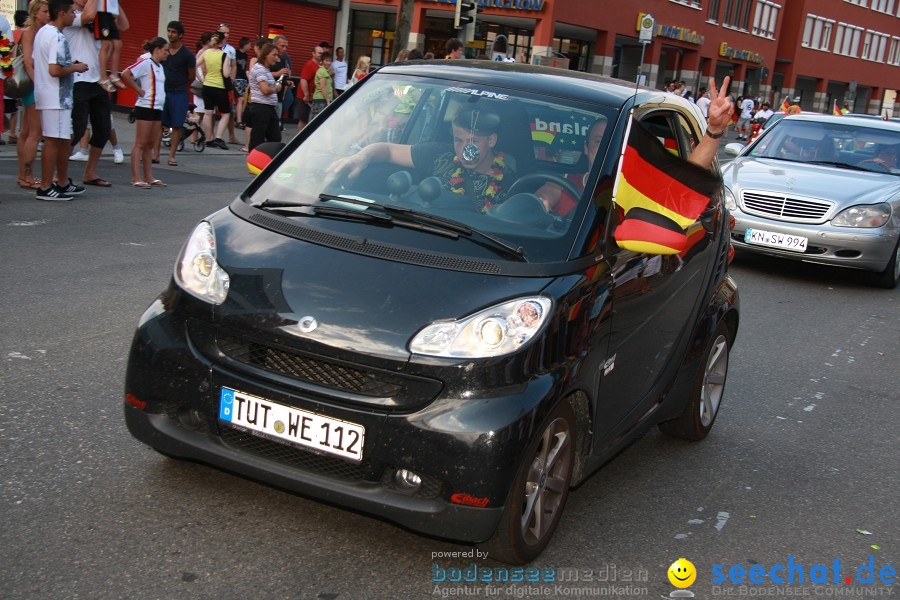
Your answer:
[174,221,230,304]
[831,203,891,228]
[723,186,737,211]
[410,297,552,358]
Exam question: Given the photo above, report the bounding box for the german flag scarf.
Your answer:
[612,118,722,254]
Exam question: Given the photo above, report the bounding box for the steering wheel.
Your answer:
[858,159,891,173]
[506,173,583,213]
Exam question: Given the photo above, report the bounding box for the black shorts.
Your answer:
[202,86,231,114]
[4,98,17,114]
[94,12,120,41]
[134,107,162,121]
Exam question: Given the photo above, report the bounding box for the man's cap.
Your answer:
[453,106,501,134]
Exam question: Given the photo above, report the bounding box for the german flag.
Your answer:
[833,99,842,116]
[612,119,721,254]
[247,142,285,175]
[780,98,790,113]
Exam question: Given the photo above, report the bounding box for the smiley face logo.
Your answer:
[668,558,697,588]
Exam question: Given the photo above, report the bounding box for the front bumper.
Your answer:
[731,212,898,272]
[124,294,559,543]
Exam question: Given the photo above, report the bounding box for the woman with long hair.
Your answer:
[119,37,169,188]
[15,0,50,189]
[350,55,370,85]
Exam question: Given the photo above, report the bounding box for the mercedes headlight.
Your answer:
[723,186,737,211]
[831,203,891,228]
[410,297,552,358]
[174,221,230,304]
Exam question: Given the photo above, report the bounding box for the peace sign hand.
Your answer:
[706,76,734,135]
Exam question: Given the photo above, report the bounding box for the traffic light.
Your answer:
[454,0,478,43]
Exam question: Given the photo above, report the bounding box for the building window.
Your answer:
[802,14,834,50]
[862,30,889,61]
[843,0,868,6]
[833,22,864,57]
[723,0,752,29]
[752,1,780,39]
[708,0,722,21]
[870,0,894,13]
[669,0,702,8]
[888,37,900,65]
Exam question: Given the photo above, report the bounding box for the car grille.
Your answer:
[218,425,379,481]
[218,333,403,398]
[740,190,832,223]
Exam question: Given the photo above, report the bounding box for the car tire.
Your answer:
[481,401,575,565]
[659,321,730,441]
[865,239,900,289]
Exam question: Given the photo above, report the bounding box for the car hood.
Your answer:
[722,157,900,207]
[209,209,555,362]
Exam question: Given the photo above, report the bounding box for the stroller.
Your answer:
[162,109,206,152]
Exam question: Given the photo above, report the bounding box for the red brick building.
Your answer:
[83,0,898,116]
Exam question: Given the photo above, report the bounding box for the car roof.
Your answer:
[782,113,900,131]
[376,60,693,112]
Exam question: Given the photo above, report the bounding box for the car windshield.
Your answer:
[748,118,900,174]
[247,72,618,263]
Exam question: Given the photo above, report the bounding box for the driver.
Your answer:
[858,144,897,171]
[328,106,516,212]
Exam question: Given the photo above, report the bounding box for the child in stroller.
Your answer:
[163,105,206,152]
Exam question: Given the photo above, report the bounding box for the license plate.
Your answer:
[744,228,808,253]
[219,388,365,462]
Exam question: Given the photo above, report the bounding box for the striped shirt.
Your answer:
[129,57,166,111]
[249,63,277,106]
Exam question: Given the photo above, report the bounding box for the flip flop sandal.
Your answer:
[132,181,152,189]
[149,179,168,187]
[84,178,112,187]
[168,159,178,166]
[110,77,127,89]
[18,177,41,189]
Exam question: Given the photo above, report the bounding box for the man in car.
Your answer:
[329,105,516,212]
[859,144,897,171]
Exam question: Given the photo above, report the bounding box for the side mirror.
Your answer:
[247,142,287,175]
[723,142,744,157]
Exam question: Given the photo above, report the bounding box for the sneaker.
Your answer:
[113,146,124,164]
[36,184,73,202]
[212,138,228,150]
[59,178,86,196]
[70,148,90,161]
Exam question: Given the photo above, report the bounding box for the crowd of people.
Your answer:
[0,0,355,201]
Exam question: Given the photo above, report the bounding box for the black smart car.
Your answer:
[125,62,739,564]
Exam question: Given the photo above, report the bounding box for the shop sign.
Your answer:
[427,0,546,12]
[719,42,764,63]
[635,12,703,46]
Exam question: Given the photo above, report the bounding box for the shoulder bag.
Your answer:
[5,44,33,99]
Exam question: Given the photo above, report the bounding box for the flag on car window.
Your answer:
[612,118,722,254]
[833,99,842,116]
[780,98,790,113]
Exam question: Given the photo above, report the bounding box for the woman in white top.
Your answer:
[120,37,168,188]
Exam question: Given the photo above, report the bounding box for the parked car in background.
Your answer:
[124,62,739,564]
[723,114,900,288]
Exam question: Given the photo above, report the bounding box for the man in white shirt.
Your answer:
[696,88,711,118]
[736,96,755,141]
[332,46,348,96]
[65,0,126,187]
[754,101,774,123]
[33,0,89,201]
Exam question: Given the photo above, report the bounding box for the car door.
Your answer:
[593,108,717,446]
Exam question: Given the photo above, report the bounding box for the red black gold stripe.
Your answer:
[614,207,687,254]
[615,120,721,229]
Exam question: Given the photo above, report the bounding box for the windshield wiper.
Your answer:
[318,194,526,261]
[805,161,871,172]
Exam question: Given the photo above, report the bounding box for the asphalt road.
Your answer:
[1,124,897,600]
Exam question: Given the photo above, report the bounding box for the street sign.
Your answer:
[639,14,655,44]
